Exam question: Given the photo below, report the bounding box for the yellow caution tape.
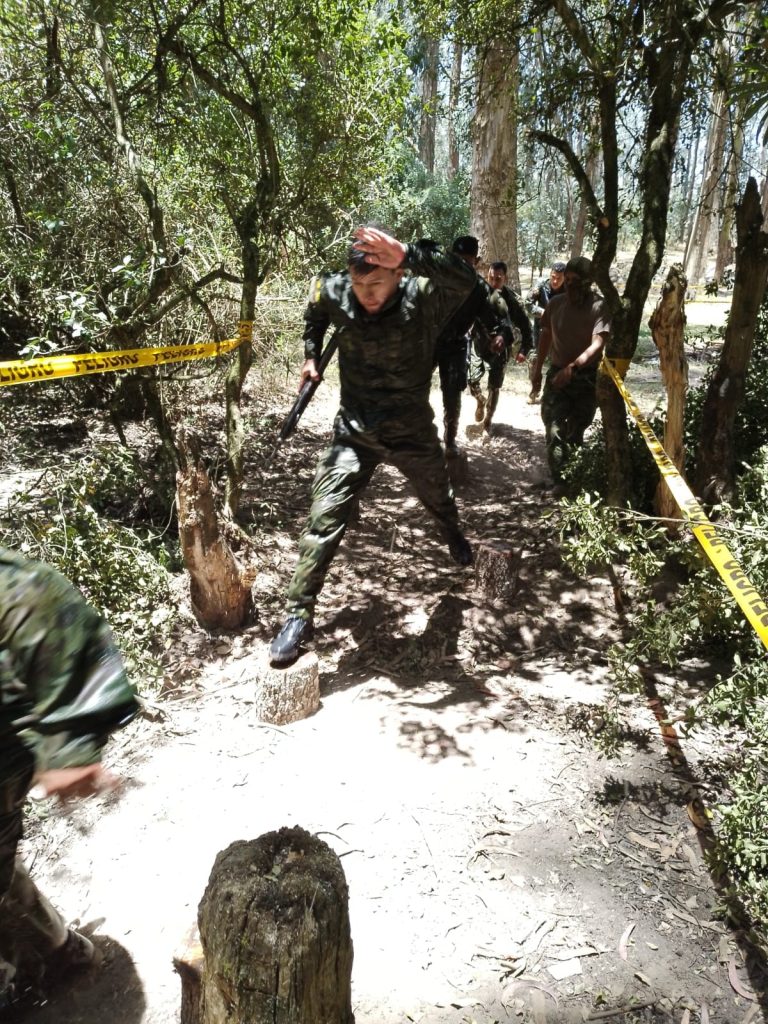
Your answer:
[0,334,244,387]
[602,356,768,652]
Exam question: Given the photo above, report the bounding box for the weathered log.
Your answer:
[648,264,688,522]
[176,427,254,629]
[256,652,320,724]
[195,827,354,1024]
[474,542,519,600]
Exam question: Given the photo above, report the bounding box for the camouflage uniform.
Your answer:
[0,548,137,990]
[285,242,478,620]
[539,293,611,481]
[528,275,565,351]
[435,279,511,450]
[468,286,536,393]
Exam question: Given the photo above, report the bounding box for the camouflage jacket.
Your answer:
[0,548,138,779]
[303,242,478,430]
[436,277,512,357]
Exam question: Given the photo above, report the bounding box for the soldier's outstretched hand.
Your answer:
[352,226,407,269]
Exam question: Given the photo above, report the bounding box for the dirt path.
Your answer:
[15,363,766,1024]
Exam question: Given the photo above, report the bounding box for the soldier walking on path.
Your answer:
[529,257,611,494]
[270,227,479,666]
[528,260,566,352]
[435,237,511,455]
[468,261,533,435]
[0,547,138,1010]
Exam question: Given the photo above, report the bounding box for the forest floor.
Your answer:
[10,299,768,1024]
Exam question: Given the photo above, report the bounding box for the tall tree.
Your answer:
[419,36,440,173]
[469,39,520,284]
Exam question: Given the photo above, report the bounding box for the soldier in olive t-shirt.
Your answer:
[530,256,611,490]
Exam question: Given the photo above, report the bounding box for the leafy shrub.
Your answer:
[0,453,179,692]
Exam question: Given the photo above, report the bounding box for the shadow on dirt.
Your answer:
[5,936,146,1024]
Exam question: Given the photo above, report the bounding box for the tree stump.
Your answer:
[186,827,354,1024]
[174,925,205,1024]
[474,542,520,600]
[255,652,320,724]
[176,427,254,629]
[648,264,688,522]
[446,449,469,488]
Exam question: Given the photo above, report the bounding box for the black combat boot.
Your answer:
[443,412,460,455]
[447,531,474,566]
[483,387,500,434]
[270,616,314,665]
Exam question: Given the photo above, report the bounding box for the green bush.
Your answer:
[0,451,179,691]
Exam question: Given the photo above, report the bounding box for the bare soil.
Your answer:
[12,343,768,1024]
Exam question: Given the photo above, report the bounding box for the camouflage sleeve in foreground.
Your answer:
[402,241,478,329]
[0,548,139,776]
[504,288,534,352]
[302,273,334,362]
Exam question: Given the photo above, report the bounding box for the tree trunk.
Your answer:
[447,41,462,179]
[470,40,519,283]
[715,118,744,283]
[678,123,702,246]
[474,543,520,600]
[684,92,727,284]
[196,828,354,1024]
[648,265,688,521]
[176,427,253,629]
[419,37,439,174]
[571,149,598,259]
[694,177,768,503]
[225,231,257,518]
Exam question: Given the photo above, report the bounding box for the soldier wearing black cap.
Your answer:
[433,236,512,454]
[527,260,567,355]
[529,257,611,492]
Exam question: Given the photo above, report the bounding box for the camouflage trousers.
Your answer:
[0,764,69,992]
[540,365,599,482]
[437,336,470,439]
[468,346,507,391]
[286,410,461,619]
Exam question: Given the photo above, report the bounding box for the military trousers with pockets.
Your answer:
[0,756,69,991]
[286,409,461,619]
[540,365,599,482]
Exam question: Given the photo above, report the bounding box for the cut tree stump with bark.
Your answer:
[474,542,520,600]
[176,427,254,629]
[255,652,320,724]
[649,263,688,523]
[179,827,354,1024]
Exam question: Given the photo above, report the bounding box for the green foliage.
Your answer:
[686,293,768,480]
[561,417,661,513]
[0,451,178,692]
[361,144,470,246]
[559,452,768,934]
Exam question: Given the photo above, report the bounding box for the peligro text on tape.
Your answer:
[0,335,243,387]
[602,357,768,653]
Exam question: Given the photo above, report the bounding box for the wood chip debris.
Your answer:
[618,922,636,961]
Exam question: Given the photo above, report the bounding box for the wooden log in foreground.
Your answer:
[474,542,520,600]
[177,827,354,1024]
[255,652,320,724]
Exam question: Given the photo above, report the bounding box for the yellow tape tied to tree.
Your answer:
[601,357,768,653]
[0,332,248,387]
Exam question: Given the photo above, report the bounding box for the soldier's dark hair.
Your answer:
[347,223,394,276]
[490,261,508,275]
[551,260,567,273]
[452,235,479,257]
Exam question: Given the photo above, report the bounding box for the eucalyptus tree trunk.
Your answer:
[571,149,599,259]
[684,92,727,284]
[694,178,768,504]
[470,40,519,285]
[649,266,688,522]
[715,117,744,282]
[447,41,463,179]
[678,124,702,246]
[419,37,439,174]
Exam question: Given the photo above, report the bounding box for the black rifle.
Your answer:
[277,331,340,444]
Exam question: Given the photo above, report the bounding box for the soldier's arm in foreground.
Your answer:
[529,308,554,397]
[300,274,334,388]
[505,290,534,356]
